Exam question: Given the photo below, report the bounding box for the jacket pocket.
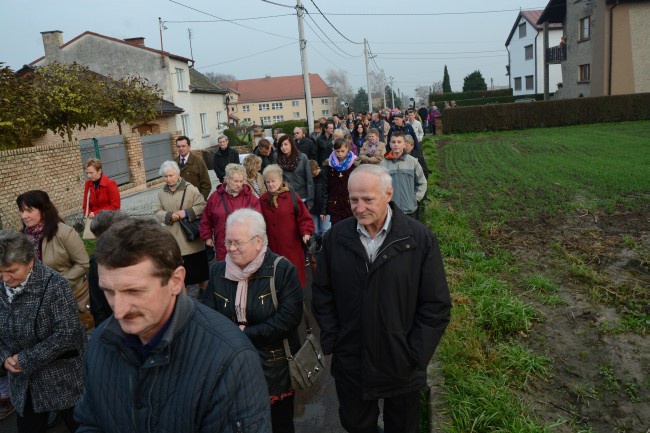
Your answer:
[213,292,230,309]
[257,292,273,306]
[380,330,413,382]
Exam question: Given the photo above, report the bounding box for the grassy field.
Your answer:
[422,121,649,433]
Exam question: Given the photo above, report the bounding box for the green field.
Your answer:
[422,121,649,433]
[438,121,650,225]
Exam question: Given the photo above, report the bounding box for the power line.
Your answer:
[303,18,357,60]
[168,0,297,40]
[309,8,545,16]
[379,54,507,60]
[260,0,294,8]
[304,11,362,59]
[308,0,362,45]
[374,49,506,55]
[164,14,294,23]
[196,42,297,69]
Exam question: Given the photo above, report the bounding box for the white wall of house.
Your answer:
[508,18,563,96]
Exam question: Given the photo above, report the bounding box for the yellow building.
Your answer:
[220,74,338,127]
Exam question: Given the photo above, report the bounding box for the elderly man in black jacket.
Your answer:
[75,218,271,433]
[213,135,240,183]
[312,164,451,433]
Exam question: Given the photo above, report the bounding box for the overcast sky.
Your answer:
[2,0,546,98]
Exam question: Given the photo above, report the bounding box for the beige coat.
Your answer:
[358,140,387,165]
[155,180,206,256]
[246,172,267,198]
[41,222,90,292]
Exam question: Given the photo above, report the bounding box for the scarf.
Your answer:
[25,221,45,260]
[266,182,291,208]
[2,266,33,304]
[225,245,267,325]
[225,185,241,197]
[277,152,298,173]
[329,150,356,172]
[366,141,378,156]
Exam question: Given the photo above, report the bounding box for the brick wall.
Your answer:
[0,141,85,230]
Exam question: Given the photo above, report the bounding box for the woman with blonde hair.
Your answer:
[200,163,262,262]
[243,154,266,198]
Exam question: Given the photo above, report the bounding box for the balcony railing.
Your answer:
[546,45,567,64]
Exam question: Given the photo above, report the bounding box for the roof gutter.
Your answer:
[608,1,619,95]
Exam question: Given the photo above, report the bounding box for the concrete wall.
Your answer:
[509,17,539,96]
[561,0,597,98]
[621,3,650,94]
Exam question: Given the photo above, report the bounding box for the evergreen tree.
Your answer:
[352,87,369,112]
[462,70,488,92]
[442,65,452,93]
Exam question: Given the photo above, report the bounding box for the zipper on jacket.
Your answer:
[213,292,230,308]
[258,292,272,305]
[374,235,411,264]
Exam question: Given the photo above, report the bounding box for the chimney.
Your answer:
[124,37,146,47]
[41,30,63,61]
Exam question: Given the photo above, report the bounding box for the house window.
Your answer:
[579,17,591,41]
[579,64,591,82]
[200,113,209,135]
[293,112,301,119]
[272,102,283,110]
[292,100,300,107]
[518,23,527,38]
[272,115,284,123]
[524,45,533,60]
[514,77,522,91]
[260,116,271,125]
[243,118,252,123]
[259,103,270,111]
[175,68,187,91]
[322,109,330,116]
[321,98,329,105]
[181,114,191,137]
[230,106,236,112]
[242,105,250,112]
[216,111,225,128]
[525,75,534,90]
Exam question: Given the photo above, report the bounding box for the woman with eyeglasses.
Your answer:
[203,209,302,433]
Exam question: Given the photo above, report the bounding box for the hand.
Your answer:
[238,324,246,331]
[171,210,185,222]
[302,234,311,244]
[205,239,214,247]
[320,215,327,222]
[3,354,21,373]
[88,212,95,219]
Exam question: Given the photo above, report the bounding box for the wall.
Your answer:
[561,0,596,98]
[0,142,84,230]
[535,29,563,91]
[509,17,538,96]
[624,3,650,94]
[186,92,227,150]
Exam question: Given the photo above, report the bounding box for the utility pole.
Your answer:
[188,29,194,63]
[389,76,395,109]
[158,18,166,68]
[364,38,373,113]
[296,0,314,134]
[381,70,387,109]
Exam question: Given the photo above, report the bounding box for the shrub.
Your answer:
[222,128,240,146]
[270,120,308,135]
[443,93,650,133]
[430,88,512,105]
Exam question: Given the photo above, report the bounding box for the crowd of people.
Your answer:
[0,108,451,433]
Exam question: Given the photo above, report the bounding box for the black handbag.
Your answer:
[178,188,201,242]
[269,257,326,389]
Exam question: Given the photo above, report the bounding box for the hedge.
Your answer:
[442,93,650,133]
[454,93,545,107]
[270,120,308,135]
[429,88,512,105]
[222,128,240,146]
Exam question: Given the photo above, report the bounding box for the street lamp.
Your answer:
[340,100,350,115]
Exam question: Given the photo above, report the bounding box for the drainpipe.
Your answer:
[534,30,539,95]
[608,1,619,95]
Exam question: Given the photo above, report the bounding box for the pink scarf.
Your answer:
[225,245,267,324]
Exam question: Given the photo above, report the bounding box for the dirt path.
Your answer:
[488,204,649,432]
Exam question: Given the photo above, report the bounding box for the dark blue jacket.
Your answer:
[75,294,271,433]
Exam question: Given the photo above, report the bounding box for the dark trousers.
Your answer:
[334,378,420,433]
[16,390,78,433]
[271,394,295,433]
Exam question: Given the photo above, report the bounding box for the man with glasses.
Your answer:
[293,127,317,161]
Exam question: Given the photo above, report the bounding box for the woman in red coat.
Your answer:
[260,164,314,288]
[200,163,262,262]
[82,158,121,218]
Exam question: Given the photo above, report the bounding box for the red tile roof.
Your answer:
[521,10,562,30]
[219,74,336,103]
[30,31,192,65]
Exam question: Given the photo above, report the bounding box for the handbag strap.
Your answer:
[269,256,315,360]
[179,187,187,212]
[85,188,91,217]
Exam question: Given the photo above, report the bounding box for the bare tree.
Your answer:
[325,69,354,105]
[368,70,385,100]
[431,80,443,95]
[414,85,430,105]
[203,72,236,84]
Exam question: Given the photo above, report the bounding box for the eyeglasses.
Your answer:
[224,235,259,249]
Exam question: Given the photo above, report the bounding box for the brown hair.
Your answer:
[95,217,183,284]
[85,158,103,171]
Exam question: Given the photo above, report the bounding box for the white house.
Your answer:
[31,31,228,149]
[506,10,563,96]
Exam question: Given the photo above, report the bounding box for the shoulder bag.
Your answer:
[82,188,95,240]
[269,256,326,389]
[178,188,201,242]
